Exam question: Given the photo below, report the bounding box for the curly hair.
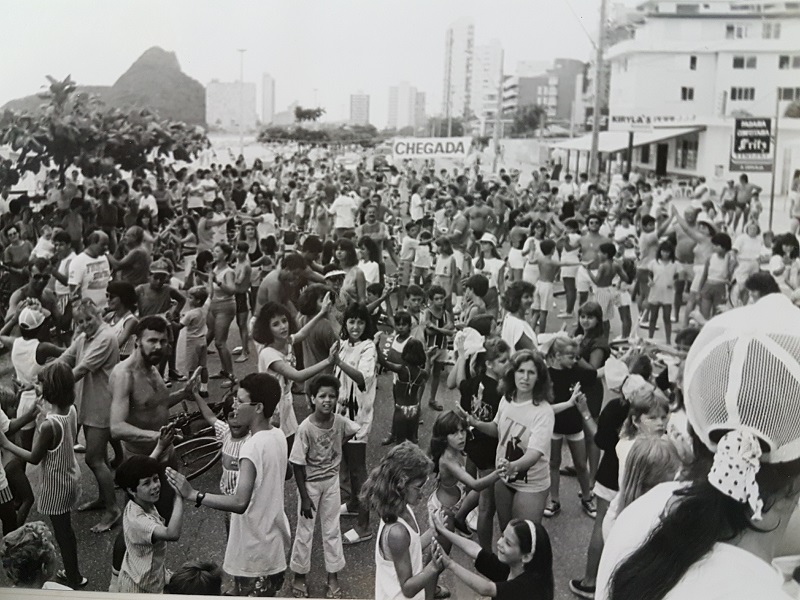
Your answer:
[503,280,535,314]
[360,441,432,523]
[0,521,56,586]
[252,302,297,345]
[340,302,376,341]
[499,349,553,405]
[429,411,467,474]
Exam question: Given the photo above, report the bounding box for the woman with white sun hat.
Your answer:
[595,292,800,600]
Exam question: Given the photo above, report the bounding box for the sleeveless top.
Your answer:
[375,508,424,600]
[12,338,43,432]
[108,312,137,357]
[211,265,235,303]
[37,408,81,515]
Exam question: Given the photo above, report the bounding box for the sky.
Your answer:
[0,0,614,128]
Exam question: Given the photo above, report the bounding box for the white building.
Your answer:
[262,73,275,125]
[349,93,370,126]
[388,82,425,131]
[442,17,475,119]
[554,0,800,194]
[471,40,504,135]
[206,80,258,132]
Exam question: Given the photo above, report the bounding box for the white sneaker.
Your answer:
[557,312,572,319]
[466,507,478,531]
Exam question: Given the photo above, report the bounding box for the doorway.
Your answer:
[655,144,669,176]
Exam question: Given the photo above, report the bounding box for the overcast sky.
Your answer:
[1,0,615,127]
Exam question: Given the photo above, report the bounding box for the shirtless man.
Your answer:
[577,214,612,307]
[109,315,199,581]
[110,315,199,504]
[463,194,494,251]
[583,242,631,338]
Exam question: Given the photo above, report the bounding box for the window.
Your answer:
[676,3,700,12]
[640,144,651,164]
[681,86,695,101]
[675,137,699,170]
[730,87,755,101]
[763,22,781,39]
[780,88,800,101]
[733,56,757,69]
[780,55,790,69]
[690,55,697,70]
[795,56,800,69]
[726,24,735,38]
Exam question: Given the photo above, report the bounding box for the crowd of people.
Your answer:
[0,146,798,599]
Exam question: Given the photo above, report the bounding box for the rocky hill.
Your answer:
[2,47,206,125]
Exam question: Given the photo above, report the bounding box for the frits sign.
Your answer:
[730,118,772,172]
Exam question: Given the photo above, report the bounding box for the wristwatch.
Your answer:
[195,492,206,507]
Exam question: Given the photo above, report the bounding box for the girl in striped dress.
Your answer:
[0,362,85,589]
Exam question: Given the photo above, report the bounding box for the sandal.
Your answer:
[325,584,343,599]
[55,569,88,589]
[291,581,310,598]
[342,528,373,545]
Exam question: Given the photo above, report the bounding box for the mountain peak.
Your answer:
[115,46,182,84]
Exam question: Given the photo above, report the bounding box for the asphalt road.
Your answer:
[0,293,615,600]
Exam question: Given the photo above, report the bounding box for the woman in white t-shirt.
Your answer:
[500,281,538,352]
[458,350,555,526]
[357,236,382,286]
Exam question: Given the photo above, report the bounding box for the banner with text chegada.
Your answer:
[391,137,472,159]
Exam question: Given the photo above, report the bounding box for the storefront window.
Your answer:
[674,136,699,170]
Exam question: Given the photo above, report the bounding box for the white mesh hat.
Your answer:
[683,294,800,463]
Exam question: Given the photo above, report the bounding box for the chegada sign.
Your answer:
[391,137,471,159]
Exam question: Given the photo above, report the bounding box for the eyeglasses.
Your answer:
[31,273,50,281]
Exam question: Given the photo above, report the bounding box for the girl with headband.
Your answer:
[431,512,554,600]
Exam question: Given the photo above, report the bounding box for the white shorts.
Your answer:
[561,265,579,278]
[453,249,466,274]
[577,266,596,293]
[593,481,617,503]
[507,248,525,270]
[594,286,619,319]
[522,263,540,285]
[617,290,632,307]
[551,431,585,442]
[533,280,554,311]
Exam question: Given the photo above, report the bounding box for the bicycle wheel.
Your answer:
[174,437,222,481]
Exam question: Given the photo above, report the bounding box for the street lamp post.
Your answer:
[237,48,246,157]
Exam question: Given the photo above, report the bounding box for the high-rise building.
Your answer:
[442,17,475,119]
[262,73,275,124]
[414,91,427,130]
[471,39,504,126]
[206,80,257,131]
[349,93,370,125]
[388,82,426,131]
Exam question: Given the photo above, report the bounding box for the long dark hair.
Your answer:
[252,302,297,345]
[335,238,358,268]
[576,301,605,343]
[340,302,376,341]
[509,520,554,598]
[609,442,800,600]
[429,411,467,474]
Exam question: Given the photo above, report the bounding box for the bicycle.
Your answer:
[171,374,236,480]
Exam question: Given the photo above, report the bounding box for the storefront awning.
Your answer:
[551,126,705,153]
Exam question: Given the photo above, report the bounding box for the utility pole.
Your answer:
[237,48,246,156]
[769,87,780,230]
[589,0,608,180]
[492,49,505,173]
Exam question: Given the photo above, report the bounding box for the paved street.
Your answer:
[0,302,598,599]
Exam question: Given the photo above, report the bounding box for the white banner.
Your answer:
[391,137,471,159]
